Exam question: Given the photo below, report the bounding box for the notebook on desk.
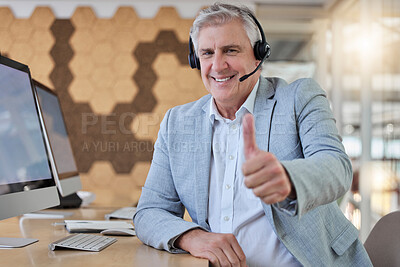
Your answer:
[64,220,134,233]
[104,207,137,220]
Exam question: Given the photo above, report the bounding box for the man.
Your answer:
[133,3,371,267]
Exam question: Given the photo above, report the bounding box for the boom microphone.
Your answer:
[239,56,265,82]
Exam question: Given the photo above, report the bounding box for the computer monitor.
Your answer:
[0,55,60,247]
[33,80,82,199]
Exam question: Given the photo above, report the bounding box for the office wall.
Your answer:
[0,6,206,206]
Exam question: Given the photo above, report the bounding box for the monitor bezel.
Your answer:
[0,55,60,220]
[33,79,82,197]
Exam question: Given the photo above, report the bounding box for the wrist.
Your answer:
[284,167,297,199]
[175,228,204,250]
[288,177,297,199]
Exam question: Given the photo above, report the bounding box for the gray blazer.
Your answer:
[134,77,372,266]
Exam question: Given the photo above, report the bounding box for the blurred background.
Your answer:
[0,0,398,241]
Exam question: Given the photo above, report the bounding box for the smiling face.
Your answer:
[197,19,260,119]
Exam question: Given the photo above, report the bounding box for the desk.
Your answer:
[0,207,208,266]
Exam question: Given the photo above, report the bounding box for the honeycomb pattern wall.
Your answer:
[0,6,206,206]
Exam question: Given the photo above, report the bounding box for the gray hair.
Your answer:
[190,3,261,56]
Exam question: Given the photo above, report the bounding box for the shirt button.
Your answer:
[229,155,234,160]
[224,216,230,221]
[225,184,231,190]
[230,124,237,130]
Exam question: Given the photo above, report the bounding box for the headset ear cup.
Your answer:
[253,40,263,60]
[188,37,201,70]
[195,54,200,70]
[188,51,200,70]
[188,53,196,69]
[265,42,271,58]
[253,41,271,60]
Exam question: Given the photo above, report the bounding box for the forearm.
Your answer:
[134,203,204,252]
[282,152,352,216]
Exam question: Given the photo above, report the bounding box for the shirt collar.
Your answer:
[209,78,260,124]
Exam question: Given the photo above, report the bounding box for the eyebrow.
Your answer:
[222,44,241,50]
[199,44,242,53]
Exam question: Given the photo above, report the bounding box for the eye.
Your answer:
[200,50,213,58]
[226,49,239,55]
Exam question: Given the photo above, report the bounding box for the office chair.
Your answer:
[364,210,400,267]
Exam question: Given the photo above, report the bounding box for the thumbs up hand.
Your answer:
[242,113,296,204]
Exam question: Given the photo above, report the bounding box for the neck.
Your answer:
[215,103,242,120]
[215,76,259,120]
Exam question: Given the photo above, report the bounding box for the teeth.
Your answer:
[215,77,231,82]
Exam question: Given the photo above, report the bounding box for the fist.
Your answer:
[242,113,296,204]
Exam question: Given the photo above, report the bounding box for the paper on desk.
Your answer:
[23,211,74,219]
[64,220,134,233]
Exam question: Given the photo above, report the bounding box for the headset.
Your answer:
[188,12,271,82]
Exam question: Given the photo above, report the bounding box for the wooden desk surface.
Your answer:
[0,207,208,267]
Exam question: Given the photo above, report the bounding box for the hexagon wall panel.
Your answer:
[0,6,206,206]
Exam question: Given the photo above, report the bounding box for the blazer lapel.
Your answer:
[254,77,276,152]
[254,77,278,230]
[194,99,213,229]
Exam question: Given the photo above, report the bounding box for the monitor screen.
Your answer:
[34,80,82,197]
[0,56,59,221]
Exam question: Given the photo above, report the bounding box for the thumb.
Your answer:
[242,113,258,159]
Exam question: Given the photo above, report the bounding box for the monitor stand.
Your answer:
[0,237,38,248]
[52,192,82,209]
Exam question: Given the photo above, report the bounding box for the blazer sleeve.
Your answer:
[279,78,353,217]
[133,109,207,253]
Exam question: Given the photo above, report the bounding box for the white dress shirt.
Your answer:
[207,79,300,267]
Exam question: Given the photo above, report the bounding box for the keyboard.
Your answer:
[104,207,137,220]
[49,233,117,252]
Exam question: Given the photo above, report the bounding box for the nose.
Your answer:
[212,51,228,72]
